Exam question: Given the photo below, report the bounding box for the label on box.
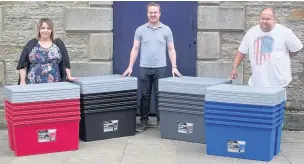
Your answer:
[103,120,119,132]
[177,122,193,134]
[227,140,246,153]
[37,129,56,143]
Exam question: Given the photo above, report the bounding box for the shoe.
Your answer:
[136,121,148,132]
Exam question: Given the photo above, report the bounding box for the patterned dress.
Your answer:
[27,42,62,84]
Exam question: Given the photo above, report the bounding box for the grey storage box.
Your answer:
[158,76,232,143]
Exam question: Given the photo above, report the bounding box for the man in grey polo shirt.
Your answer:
[122,2,182,132]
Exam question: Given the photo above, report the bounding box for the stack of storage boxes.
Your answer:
[158,76,231,143]
[4,82,80,156]
[73,75,138,142]
[204,84,286,161]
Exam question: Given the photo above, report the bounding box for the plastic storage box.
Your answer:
[205,84,286,161]
[4,82,80,156]
[73,75,138,142]
[158,76,232,143]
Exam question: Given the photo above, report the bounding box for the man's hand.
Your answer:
[230,68,238,80]
[172,68,182,77]
[122,67,133,77]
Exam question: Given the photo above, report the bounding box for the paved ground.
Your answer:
[0,126,303,164]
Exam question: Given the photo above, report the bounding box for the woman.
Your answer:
[17,18,77,85]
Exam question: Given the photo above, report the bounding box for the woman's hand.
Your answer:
[67,76,78,81]
[20,81,26,85]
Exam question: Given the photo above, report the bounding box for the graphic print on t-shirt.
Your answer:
[253,35,274,66]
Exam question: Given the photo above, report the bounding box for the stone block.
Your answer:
[4,18,33,31]
[55,33,89,47]
[89,33,113,60]
[198,1,219,5]
[0,87,3,109]
[246,6,292,19]
[291,8,304,21]
[70,61,112,77]
[197,60,243,84]
[220,1,303,6]
[221,45,238,59]
[0,7,2,32]
[198,6,245,31]
[0,45,23,61]
[66,46,88,61]
[65,7,113,32]
[6,1,89,7]
[33,18,65,33]
[5,61,18,85]
[0,31,35,45]
[286,88,304,109]
[221,32,245,46]
[27,6,64,17]
[197,32,220,59]
[284,111,304,131]
[90,1,113,6]
[197,61,221,77]
[0,110,5,130]
[290,60,304,74]
[0,62,4,86]
[3,6,28,19]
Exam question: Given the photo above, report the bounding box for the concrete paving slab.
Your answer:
[282,131,304,143]
[8,151,70,164]
[66,140,126,161]
[121,138,177,164]
[232,153,291,164]
[281,143,304,157]
[0,129,303,164]
[0,130,8,140]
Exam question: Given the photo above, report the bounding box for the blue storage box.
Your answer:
[204,101,285,157]
[205,118,283,162]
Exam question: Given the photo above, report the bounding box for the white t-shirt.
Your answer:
[238,24,303,87]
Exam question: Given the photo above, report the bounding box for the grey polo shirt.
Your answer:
[134,22,174,68]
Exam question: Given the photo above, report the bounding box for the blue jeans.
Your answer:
[139,67,166,122]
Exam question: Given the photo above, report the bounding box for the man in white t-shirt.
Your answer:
[230,8,303,88]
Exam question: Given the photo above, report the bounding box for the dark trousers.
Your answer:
[139,67,166,122]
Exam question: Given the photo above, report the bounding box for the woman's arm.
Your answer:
[65,68,77,81]
[19,68,27,84]
[55,38,77,81]
[17,39,36,84]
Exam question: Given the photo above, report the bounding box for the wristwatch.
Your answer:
[232,65,237,70]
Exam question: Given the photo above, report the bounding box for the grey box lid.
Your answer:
[4,82,79,93]
[206,84,285,95]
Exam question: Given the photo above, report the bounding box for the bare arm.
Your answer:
[19,68,27,84]
[65,68,72,79]
[232,51,245,69]
[230,51,245,80]
[122,40,140,77]
[167,42,182,77]
[127,40,140,69]
[167,42,177,67]
[289,50,301,58]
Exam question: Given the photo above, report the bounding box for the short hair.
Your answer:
[36,18,55,41]
[260,8,276,19]
[147,2,161,12]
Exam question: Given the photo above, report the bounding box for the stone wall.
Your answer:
[0,1,303,130]
[196,1,304,130]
